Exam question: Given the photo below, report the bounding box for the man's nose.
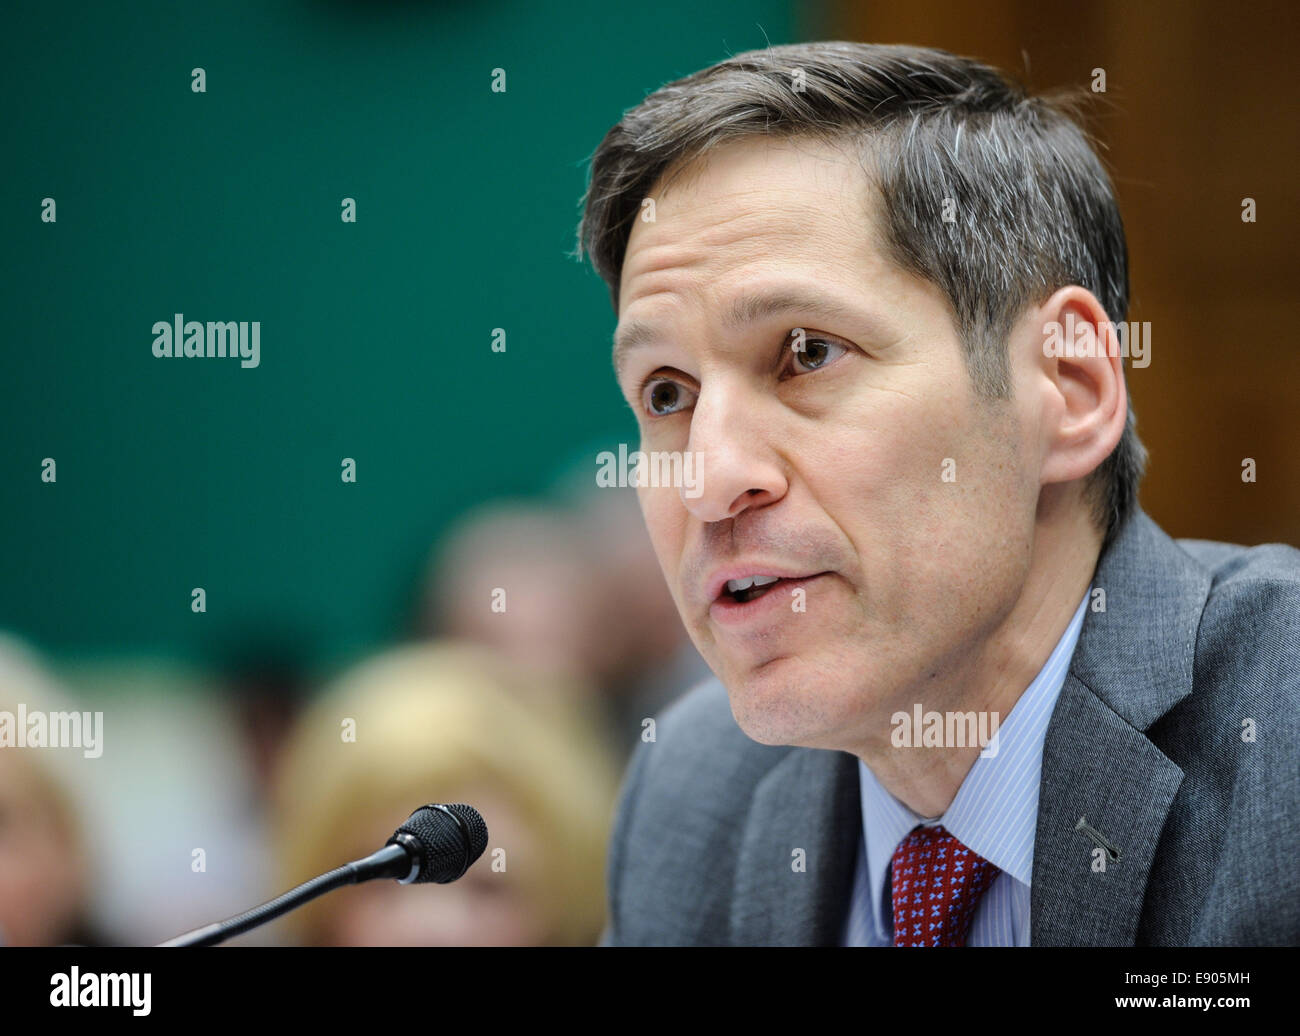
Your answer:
[682,384,787,523]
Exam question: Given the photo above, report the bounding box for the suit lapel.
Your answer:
[1030,672,1185,944]
[730,745,860,945]
[1031,510,1212,945]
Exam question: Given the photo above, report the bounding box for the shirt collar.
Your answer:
[858,587,1091,942]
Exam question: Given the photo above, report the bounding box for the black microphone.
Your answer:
[382,803,490,884]
[158,803,488,947]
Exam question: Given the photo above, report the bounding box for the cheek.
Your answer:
[813,388,964,522]
[853,385,1018,505]
[638,486,687,570]
[811,392,1030,602]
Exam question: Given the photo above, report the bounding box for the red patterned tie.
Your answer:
[890,824,1001,946]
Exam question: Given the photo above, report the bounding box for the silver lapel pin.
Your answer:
[1075,816,1122,862]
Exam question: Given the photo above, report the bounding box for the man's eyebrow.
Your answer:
[612,287,874,380]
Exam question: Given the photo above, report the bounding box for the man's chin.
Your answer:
[720,655,838,749]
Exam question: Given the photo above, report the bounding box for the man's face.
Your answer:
[612,135,1045,755]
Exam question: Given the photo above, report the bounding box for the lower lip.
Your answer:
[708,573,833,627]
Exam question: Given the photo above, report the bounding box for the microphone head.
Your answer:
[388,803,488,884]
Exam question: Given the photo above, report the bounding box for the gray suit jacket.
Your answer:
[601,509,1300,945]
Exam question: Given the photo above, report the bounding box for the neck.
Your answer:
[861,499,1103,817]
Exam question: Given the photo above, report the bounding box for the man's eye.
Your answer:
[786,333,847,375]
[642,378,697,416]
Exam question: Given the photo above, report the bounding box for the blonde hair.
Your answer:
[273,641,619,945]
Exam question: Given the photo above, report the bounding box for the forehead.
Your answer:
[613,136,896,370]
[619,136,878,304]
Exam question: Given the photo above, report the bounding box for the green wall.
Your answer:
[2,0,818,672]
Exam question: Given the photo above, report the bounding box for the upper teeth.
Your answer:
[726,575,781,593]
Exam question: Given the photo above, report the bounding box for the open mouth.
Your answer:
[722,575,784,604]
[719,574,831,605]
[708,571,834,626]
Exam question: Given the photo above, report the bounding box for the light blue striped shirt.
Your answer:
[842,587,1091,946]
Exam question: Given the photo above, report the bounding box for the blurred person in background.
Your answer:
[423,502,610,694]
[571,486,713,729]
[215,636,311,815]
[421,490,709,755]
[271,641,619,946]
[43,657,276,946]
[0,635,99,946]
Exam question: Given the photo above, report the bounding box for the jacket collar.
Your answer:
[1030,508,1210,944]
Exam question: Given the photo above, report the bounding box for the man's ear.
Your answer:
[1032,286,1128,488]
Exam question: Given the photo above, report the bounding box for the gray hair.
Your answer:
[575,41,1146,545]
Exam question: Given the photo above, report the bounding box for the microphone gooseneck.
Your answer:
[157,803,489,947]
